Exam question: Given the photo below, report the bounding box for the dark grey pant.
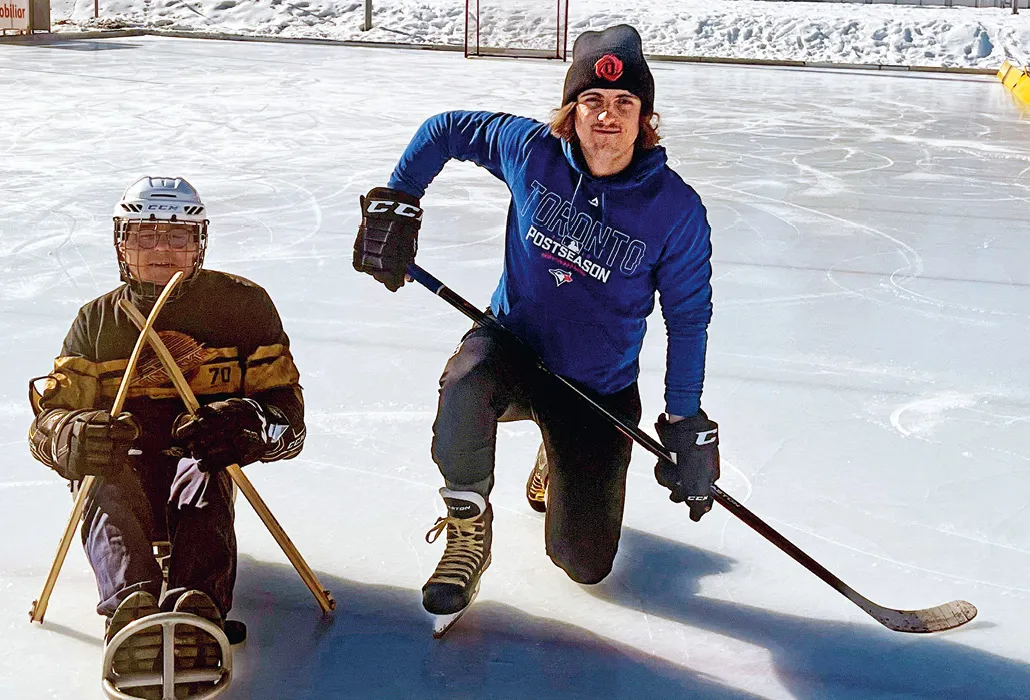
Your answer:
[432,324,641,584]
[81,460,236,617]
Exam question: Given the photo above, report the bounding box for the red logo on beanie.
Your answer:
[594,54,624,82]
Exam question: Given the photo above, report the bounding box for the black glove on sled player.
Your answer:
[172,398,269,473]
[655,410,720,522]
[33,409,140,481]
[353,186,423,292]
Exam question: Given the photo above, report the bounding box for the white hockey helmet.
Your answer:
[113,176,209,296]
[113,176,209,223]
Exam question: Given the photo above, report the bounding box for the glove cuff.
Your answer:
[655,410,718,449]
[366,186,421,207]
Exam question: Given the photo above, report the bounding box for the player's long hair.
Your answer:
[548,103,661,150]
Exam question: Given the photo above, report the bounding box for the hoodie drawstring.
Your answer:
[571,172,584,208]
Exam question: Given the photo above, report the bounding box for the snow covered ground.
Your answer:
[44,0,1030,69]
[2,34,1029,699]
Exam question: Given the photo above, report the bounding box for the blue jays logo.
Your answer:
[549,268,574,287]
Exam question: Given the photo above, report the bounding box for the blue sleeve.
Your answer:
[387,111,543,197]
[655,190,714,417]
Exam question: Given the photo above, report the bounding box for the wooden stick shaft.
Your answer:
[226,464,334,613]
[28,475,96,624]
[30,273,184,625]
[119,299,335,614]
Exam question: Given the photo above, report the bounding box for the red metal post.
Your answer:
[554,0,559,58]
[562,0,569,60]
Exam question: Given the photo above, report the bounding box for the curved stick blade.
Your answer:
[868,599,977,633]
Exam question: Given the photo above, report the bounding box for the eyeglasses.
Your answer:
[124,221,200,250]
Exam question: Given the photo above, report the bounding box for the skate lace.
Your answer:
[425,515,485,586]
[528,468,547,500]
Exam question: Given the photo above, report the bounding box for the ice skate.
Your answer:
[104,591,163,700]
[525,442,548,513]
[422,489,492,638]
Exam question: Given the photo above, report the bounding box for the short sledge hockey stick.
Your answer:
[406,263,977,634]
[119,299,336,614]
[30,272,185,625]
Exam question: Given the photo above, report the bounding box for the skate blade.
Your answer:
[431,582,481,639]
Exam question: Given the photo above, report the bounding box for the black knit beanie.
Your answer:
[562,25,654,115]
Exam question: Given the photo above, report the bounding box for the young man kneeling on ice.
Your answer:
[354,25,719,635]
[27,176,306,697]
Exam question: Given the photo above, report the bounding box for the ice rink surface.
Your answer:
[1,36,1029,699]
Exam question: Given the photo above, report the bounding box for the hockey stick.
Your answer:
[118,298,336,614]
[30,272,186,625]
[405,263,977,634]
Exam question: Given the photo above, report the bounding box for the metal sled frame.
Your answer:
[102,613,232,700]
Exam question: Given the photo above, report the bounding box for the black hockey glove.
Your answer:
[31,409,140,481]
[353,186,422,292]
[655,410,720,522]
[172,398,269,473]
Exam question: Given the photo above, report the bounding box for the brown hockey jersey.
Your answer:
[29,270,305,476]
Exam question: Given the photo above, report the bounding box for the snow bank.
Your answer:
[43,0,1030,69]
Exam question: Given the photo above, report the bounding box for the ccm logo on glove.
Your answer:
[365,199,423,219]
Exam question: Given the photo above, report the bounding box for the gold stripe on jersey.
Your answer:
[244,343,300,394]
[34,342,300,412]
[33,355,118,412]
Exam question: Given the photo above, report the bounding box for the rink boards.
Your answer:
[998,60,1030,107]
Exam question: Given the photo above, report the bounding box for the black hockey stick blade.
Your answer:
[406,263,979,635]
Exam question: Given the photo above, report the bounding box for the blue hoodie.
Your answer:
[389,111,712,417]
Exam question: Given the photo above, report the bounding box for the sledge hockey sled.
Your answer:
[102,612,232,700]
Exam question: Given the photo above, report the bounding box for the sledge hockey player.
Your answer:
[354,24,719,632]
[28,176,306,697]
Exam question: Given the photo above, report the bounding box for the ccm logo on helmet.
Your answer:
[366,199,422,220]
[146,204,183,211]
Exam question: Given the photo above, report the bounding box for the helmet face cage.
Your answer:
[112,177,209,300]
[114,219,208,296]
